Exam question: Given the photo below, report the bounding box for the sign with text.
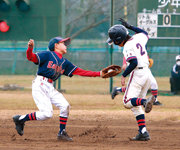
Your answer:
[137,0,180,46]
[137,13,158,38]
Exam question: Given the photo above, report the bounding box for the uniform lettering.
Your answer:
[47,61,53,68]
[52,64,56,69]
[136,43,145,56]
[47,61,64,74]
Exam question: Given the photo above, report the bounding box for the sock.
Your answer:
[19,112,37,122]
[59,116,67,134]
[130,98,146,106]
[136,114,146,133]
[151,89,157,99]
[117,87,126,92]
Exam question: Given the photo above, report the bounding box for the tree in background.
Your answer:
[66,0,136,40]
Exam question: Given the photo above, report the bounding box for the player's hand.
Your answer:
[28,39,34,49]
[122,64,127,71]
[121,76,126,86]
[119,18,132,29]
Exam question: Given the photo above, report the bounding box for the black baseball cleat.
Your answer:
[153,101,163,106]
[57,131,73,142]
[144,95,156,113]
[13,115,25,136]
[111,87,119,99]
[133,131,150,141]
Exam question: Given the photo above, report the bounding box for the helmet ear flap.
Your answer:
[114,37,122,45]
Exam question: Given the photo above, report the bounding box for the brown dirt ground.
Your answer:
[0,110,180,150]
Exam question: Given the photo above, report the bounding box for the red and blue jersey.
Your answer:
[27,48,100,79]
[35,51,77,81]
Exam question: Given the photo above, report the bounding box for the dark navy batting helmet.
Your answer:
[48,36,71,51]
[107,24,129,45]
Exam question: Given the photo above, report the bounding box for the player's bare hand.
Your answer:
[28,39,34,49]
[121,76,126,86]
[122,64,127,71]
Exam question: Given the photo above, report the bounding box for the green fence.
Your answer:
[0,41,179,76]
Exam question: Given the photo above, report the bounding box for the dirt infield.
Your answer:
[0,110,180,150]
[0,76,180,149]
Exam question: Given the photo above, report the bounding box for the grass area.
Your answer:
[0,75,171,94]
[0,75,179,121]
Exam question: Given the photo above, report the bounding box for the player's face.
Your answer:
[118,41,124,47]
[55,42,67,54]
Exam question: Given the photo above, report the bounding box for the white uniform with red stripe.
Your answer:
[123,33,152,117]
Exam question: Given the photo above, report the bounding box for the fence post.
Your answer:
[12,41,17,74]
[109,0,114,93]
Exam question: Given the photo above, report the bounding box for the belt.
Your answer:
[43,77,53,83]
[138,67,143,69]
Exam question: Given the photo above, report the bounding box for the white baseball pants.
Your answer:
[32,75,70,121]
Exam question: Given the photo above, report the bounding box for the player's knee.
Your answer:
[44,110,53,119]
[123,101,133,109]
[60,102,70,117]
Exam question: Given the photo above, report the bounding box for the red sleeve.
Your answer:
[72,67,100,77]
[123,57,126,65]
[26,47,38,63]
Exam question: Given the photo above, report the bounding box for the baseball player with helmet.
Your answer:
[12,37,121,141]
[107,18,156,141]
[112,56,163,106]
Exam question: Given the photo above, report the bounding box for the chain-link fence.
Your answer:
[0,41,179,76]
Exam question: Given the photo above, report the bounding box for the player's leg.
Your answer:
[123,70,155,140]
[170,77,178,95]
[123,71,155,113]
[130,72,156,140]
[111,86,126,99]
[131,106,150,141]
[50,89,73,141]
[13,79,53,136]
[150,74,163,105]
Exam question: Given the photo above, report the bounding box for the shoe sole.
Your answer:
[145,96,156,113]
[139,137,151,141]
[132,135,151,141]
[57,136,73,142]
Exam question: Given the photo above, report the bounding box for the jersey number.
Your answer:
[136,43,145,56]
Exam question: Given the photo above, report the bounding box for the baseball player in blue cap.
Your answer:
[13,36,104,142]
[107,18,156,141]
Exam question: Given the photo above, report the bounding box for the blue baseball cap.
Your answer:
[48,36,71,51]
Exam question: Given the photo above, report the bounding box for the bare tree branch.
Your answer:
[65,0,136,40]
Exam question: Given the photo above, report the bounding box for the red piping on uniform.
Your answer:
[124,71,134,103]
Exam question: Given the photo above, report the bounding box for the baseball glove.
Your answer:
[119,18,133,29]
[149,58,154,68]
[101,64,121,78]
